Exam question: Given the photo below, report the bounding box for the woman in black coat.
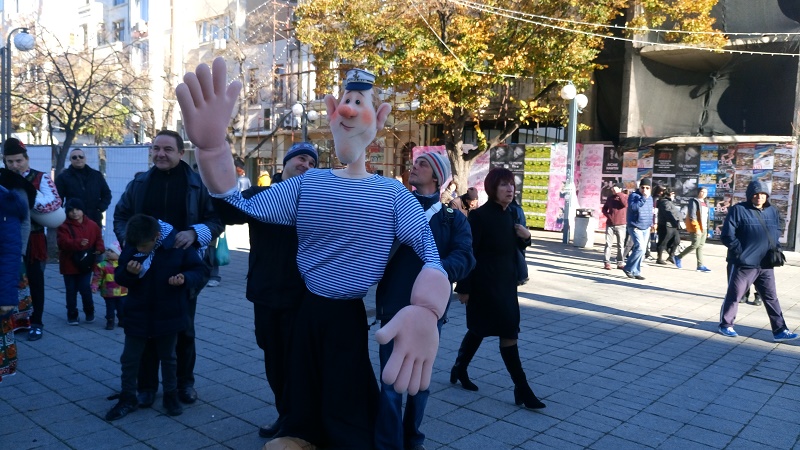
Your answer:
[451,168,545,409]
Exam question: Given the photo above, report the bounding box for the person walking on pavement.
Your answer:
[675,187,712,272]
[211,142,317,439]
[375,151,475,450]
[718,180,798,341]
[452,167,546,410]
[113,129,223,409]
[601,183,627,270]
[656,190,682,265]
[55,148,112,227]
[623,178,653,280]
[3,138,64,342]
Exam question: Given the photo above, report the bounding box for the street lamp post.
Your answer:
[291,102,319,142]
[1,28,35,144]
[559,83,589,244]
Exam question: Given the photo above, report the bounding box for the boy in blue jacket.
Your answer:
[105,214,207,421]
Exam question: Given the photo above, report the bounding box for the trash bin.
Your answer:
[573,208,598,248]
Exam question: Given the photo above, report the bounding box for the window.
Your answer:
[273,65,285,104]
[112,20,125,42]
[113,0,125,5]
[197,16,230,43]
[81,24,88,49]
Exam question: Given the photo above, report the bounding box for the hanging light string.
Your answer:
[453,0,800,37]
[448,0,800,58]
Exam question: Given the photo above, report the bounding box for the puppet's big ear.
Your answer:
[324,95,339,123]
[375,103,392,130]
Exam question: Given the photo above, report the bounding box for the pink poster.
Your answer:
[578,144,605,224]
[545,143,568,231]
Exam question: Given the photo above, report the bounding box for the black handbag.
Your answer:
[754,212,785,268]
[66,224,97,273]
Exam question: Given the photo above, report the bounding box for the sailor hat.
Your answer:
[344,68,376,91]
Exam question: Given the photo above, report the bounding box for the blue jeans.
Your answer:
[64,272,94,319]
[624,227,648,276]
[376,317,445,449]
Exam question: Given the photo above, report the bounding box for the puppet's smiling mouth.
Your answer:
[340,123,354,131]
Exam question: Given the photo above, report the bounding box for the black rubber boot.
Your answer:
[500,344,545,409]
[450,330,483,391]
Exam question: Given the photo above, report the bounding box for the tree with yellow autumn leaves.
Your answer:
[295,0,723,191]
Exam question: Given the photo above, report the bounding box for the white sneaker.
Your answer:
[206,280,220,288]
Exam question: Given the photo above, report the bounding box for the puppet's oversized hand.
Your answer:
[376,267,450,394]
[375,304,439,395]
[176,57,241,193]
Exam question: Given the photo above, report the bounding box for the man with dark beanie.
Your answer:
[113,129,223,408]
[718,180,798,341]
[623,178,653,280]
[3,137,64,341]
[212,141,317,438]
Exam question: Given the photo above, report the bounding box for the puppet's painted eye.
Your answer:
[355,99,361,105]
[345,99,351,104]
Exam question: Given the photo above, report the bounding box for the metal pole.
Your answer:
[301,104,308,142]
[2,28,31,144]
[562,97,578,244]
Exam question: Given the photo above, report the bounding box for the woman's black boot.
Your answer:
[450,330,482,391]
[500,344,545,409]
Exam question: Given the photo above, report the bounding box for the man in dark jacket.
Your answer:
[113,129,223,407]
[55,148,112,226]
[656,190,682,265]
[718,180,798,341]
[623,178,653,280]
[601,183,627,270]
[375,151,475,450]
[211,142,316,438]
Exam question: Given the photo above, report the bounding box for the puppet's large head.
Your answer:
[325,69,392,166]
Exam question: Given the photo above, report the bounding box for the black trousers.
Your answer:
[122,334,178,397]
[138,294,198,392]
[26,259,45,326]
[276,292,377,450]
[253,303,298,422]
[657,227,680,257]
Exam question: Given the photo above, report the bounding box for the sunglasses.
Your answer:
[71,155,85,160]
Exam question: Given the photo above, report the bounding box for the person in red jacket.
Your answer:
[57,198,104,325]
[601,183,628,270]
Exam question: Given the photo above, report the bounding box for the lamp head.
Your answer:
[560,83,576,101]
[13,31,35,52]
[575,93,589,110]
[306,110,319,121]
[291,103,304,117]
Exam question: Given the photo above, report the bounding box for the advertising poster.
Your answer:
[602,146,623,174]
[772,171,792,196]
[735,145,755,170]
[520,144,550,229]
[675,145,701,175]
[753,144,775,170]
[544,143,568,231]
[601,177,624,203]
[638,148,654,169]
[578,144,605,221]
[622,152,639,190]
[490,145,511,166]
[653,147,677,175]
[752,169,773,193]
[716,169,735,194]
[718,145,736,171]
[673,177,698,198]
[734,170,753,191]
[467,150,491,200]
[773,146,793,171]
[700,145,719,173]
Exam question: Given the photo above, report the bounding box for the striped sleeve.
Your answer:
[393,187,445,275]
[190,223,213,247]
[217,174,302,226]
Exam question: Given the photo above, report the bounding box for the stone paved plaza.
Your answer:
[3,227,800,449]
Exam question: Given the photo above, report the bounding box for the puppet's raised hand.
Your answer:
[376,267,450,394]
[175,57,241,193]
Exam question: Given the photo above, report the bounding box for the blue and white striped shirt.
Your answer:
[214,169,444,299]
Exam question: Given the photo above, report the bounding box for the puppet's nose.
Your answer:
[338,103,357,118]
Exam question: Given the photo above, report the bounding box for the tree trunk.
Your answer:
[54,131,75,178]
